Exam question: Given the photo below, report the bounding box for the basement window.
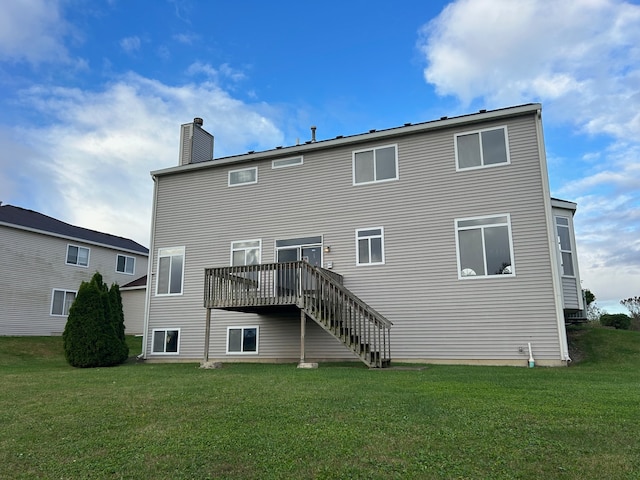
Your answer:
[152,328,180,354]
[227,326,259,354]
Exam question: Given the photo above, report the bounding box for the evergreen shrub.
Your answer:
[62,272,128,367]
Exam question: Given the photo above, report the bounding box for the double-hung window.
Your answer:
[156,247,185,295]
[353,145,398,185]
[116,254,135,274]
[456,215,515,278]
[66,245,89,267]
[455,126,509,170]
[228,167,258,186]
[555,217,574,276]
[152,329,180,354]
[227,326,258,354]
[356,227,385,266]
[51,289,76,316]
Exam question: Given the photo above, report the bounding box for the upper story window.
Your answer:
[356,227,385,266]
[555,216,574,276]
[156,246,185,296]
[116,254,135,275]
[231,240,261,266]
[272,156,303,169]
[228,167,258,186]
[456,214,515,278]
[455,126,510,170]
[51,289,76,316]
[353,145,398,185]
[66,245,90,267]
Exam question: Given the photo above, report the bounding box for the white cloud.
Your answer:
[419,0,640,306]
[120,36,141,54]
[0,0,75,64]
[187,62,247,83]
[3,73,284,245]
[419,0,640,139]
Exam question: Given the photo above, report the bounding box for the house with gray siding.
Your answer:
[0,205,149,336]
[143,104,584,367]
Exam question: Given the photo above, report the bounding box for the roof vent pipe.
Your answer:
[311,125,317,143]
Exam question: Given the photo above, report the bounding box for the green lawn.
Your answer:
[1,327,639,479]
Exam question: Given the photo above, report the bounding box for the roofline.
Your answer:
[152,103,542,177]
[0,221,149,256]
[550,197,577,211]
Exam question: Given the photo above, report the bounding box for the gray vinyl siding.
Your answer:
[121,288,146,335]
[561,277,580,309]
[0,226,148,336]
[147,110,565,363]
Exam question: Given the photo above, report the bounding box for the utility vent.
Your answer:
[179,118,214,165]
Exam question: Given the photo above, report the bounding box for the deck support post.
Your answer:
[300,309,306,363]
[203,308,211,363]
[297,310,318,369]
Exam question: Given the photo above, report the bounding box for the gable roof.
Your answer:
[0,204,148,255]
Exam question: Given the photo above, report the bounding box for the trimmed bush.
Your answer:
[62,272,128,367]
[600,313,632,330]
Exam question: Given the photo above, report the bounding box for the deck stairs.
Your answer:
[204,261,392,368]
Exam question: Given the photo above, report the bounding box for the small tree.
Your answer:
[620,296,640,330]
[63,272,128,368]
[583,288,603,322]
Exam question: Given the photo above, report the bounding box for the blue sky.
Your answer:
[1,0,638,313]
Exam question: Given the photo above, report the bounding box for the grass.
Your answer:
[1,327,639,479]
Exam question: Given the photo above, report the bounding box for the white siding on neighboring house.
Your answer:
[145,104,577,366]
[121,286,146,335]
[0,225,148,336]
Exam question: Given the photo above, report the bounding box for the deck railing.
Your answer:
[204,261,392,367]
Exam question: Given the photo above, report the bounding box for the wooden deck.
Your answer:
[204,261,392,368]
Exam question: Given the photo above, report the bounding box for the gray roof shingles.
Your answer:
[0,204,148,255]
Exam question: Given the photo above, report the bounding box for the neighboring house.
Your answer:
[0,205,149,336]
[142,104,584,367]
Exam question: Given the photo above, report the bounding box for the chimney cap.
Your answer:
[194,117,204,126]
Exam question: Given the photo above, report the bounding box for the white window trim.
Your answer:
[66,244,90,268]
[155,246,185,296]
[454,126,510,172]
[272,156,303,169]
[455,213,516,279]
[226,326,259,355]
[352,144,399,186]
[50,289,77,317]
[151,328,181,355]
[228,166,258,186]
[230,239,262,265]
[116,254,136,275]
[355,227,386,266]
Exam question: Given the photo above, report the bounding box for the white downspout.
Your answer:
[535,108,571,363]
[141,174,159,360]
